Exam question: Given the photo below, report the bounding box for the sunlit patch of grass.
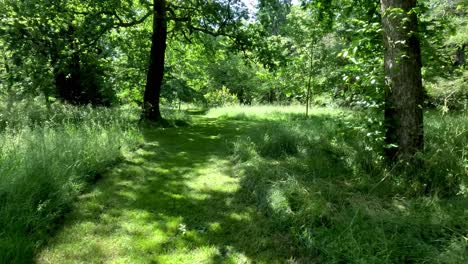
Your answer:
[37,120,293,263]
[206,104,346,121]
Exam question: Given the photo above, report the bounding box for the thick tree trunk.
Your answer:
[381,0,424,162]
[143,0,167,122]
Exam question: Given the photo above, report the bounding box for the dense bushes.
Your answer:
[0,102,142,262]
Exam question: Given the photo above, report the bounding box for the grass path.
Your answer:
[38,118,292,264]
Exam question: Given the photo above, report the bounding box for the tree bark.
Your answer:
[143,0,167,122]
[381,0,424,162]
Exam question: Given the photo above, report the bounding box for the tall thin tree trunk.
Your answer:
[4,55,14,111]
[305,76,311,117]
[381,0,424,163]
[305,48,314,118]
[143,0,167,122]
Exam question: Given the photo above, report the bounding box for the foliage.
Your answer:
[0,0,133,105]
[1,0,464,110]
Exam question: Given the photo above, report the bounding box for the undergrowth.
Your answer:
[217,105,467,263]
[0,100,142,263]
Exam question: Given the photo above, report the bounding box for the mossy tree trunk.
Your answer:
[143,0,167,122]
[381,0,424,162]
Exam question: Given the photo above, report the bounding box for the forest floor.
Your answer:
[37,117,293,264]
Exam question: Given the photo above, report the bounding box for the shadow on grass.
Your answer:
[221,114,468,263]
[38,118,302,263]
[38,112,467,263]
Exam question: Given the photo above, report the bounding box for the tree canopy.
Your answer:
[0,0,466,155]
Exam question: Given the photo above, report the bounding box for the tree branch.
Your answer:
[112,10,152,28]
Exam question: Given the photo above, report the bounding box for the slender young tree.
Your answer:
[380,0,424,162]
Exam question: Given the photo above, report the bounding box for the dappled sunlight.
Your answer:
[37,119,289,263]
[36,110,467,263]
[2,0,466,260]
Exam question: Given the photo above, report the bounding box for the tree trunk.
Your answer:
[381,0,424,162]
[305,74,312,118]
[4,56,14,111]
[143,0,167,122]
[305,48,314,118]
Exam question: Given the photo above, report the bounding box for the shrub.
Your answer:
[204,86,238,107]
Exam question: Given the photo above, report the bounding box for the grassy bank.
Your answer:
[0,102,142,263]
[209,106,468,263]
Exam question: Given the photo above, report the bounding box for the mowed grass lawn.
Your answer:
[38,106,467,263]
[38,118,290,263]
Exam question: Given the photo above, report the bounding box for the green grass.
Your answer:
[7,104,468,263]
[37,118,290,263]
[0,102,142,263]
[216,105,468,263]
[206,104,342,121]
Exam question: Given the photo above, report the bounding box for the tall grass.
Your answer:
[0,100,142,263]
[217,105,467,263]
[207,104,343,120]
[0,99,140,130]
